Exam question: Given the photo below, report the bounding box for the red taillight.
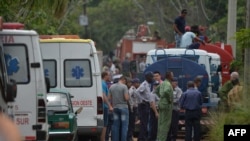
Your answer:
[38,99,46,123]
[97,96,103,114]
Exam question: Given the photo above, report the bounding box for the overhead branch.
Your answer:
[199,0,211,21]
[132,0,147,22]
[170,0,180,13]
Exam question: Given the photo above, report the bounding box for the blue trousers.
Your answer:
[105,111,113,141]
[111,107,129,141]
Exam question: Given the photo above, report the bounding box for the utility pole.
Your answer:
[83,0,88,38]
[227,0,237,58]
[247,0,250,28]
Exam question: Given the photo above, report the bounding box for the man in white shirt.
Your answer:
[180,25,205,49]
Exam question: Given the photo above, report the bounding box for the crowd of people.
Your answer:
[98,8,243,141]
[100,62,205,141]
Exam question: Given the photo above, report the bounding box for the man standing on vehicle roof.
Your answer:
[156,71,174,141]
[173,9,187,48]
[180,81,202,141]
[136,71,154,141]
[100,71,113,141]
[180,25,205,49]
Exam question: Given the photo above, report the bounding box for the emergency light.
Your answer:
[3,22,24,29]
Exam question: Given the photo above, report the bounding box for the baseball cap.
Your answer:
[185,26,191,31]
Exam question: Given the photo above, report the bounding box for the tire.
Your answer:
[90,136,100,141]
[73,134,78,141]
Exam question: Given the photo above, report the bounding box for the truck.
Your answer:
[144,55,216,136]
[167,42,234,85]
[115,24,168,62]
[1,22,49,141]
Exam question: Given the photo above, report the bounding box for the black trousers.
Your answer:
[148,108,158,141]
[167,110,179,141]
[138,102,150,141]
[127,106,137,141]
[185,109,201,141]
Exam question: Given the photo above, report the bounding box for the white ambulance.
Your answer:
[40,37,103,140]
[0,22,48,141]
[0,40,17,117]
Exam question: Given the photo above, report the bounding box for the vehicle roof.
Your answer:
[147,48,208,56]
[40,38,93,43]
[208,52,220,58]
[0,29,37,35]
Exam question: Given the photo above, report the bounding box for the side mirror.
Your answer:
[75,106,83,115]
[6,79,17,102]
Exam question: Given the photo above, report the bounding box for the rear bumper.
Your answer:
[77,126,103,136]
[49,131,76,141]
[77,116,103,136]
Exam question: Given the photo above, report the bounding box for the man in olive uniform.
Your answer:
[218,71,239,112]
[156,71,174,141]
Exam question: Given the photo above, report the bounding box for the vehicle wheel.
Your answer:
[90,136,100,141]
[73,134,78,141]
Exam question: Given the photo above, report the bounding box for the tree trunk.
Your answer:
[243,0,250,101]
[243,48,250,101]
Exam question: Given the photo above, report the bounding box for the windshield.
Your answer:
[47,93,69,111]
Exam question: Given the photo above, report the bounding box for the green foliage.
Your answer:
[86,0,142,53]
[0,0,248,55]
[230,60,243,72]
[208,92,250,141]
[235,28,250,49]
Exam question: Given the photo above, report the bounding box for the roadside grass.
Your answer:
[207,97,250,141]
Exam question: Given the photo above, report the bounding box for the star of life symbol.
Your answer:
[72,66,84,79]
[4,54,20,75]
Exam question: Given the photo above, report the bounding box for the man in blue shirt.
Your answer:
[180,81,202,141]
[100,71,113,141]
[173,9,187,48]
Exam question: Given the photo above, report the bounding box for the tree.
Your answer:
[239,0,250,101]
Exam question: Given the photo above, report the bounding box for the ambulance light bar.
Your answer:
[2,23,24,29]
